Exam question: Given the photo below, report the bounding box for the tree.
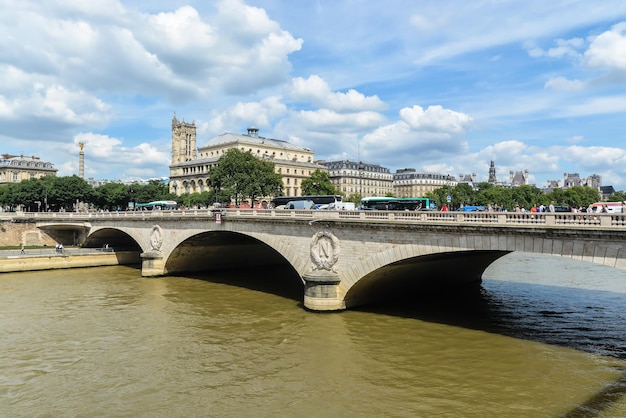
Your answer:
[561,186,600,209]
[132,180,174,204]
[452,183,475,208]
[47,176,94,210]
[609,190,626,202]
[425,185,453,209]
[208,148,282,207]
[93,182,130,211]
[344,192,362,204]
[301,169,337,195]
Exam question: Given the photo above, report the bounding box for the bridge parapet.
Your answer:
[10,209,626,229]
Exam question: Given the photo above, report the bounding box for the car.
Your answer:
[553,205,571,212]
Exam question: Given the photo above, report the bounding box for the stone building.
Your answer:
[562,172,601,189]
[319,160,393,197]
[510,169,529,186]
[0,154,57,185]
[394,168,457,197]
[458,172,478,189]
[488,160,497,184]
[168,115,327,199]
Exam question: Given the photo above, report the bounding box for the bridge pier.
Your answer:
[302,270,345,311]
[140,251,167,277]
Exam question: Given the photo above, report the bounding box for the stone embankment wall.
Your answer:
[0,219,57,247]
[0,219,73,247]
[0,252,141,273]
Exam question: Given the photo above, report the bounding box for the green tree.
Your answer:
[425,185,453,209]
[609,190,626,202]
[510,185,543,210]
[0,185,9,209]
[452,183,475,208]
[561,186,600,209]
[48,176,93,210]
[208,148,282,207]
[10,178,43,211]
[93,182,131,211]
[344,192,362,204]
[301,169,337,195]
[132,180,174,204]
[476,186,514,210]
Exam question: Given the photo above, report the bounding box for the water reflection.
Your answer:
[0,253,625,417]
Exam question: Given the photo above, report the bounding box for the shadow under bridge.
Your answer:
[165,231,297,275]
[343,250,511,309]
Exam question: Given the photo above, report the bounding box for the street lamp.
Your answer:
[358,161,365,197]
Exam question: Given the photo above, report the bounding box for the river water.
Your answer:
[0,253,625,417]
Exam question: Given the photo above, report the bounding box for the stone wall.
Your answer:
[0,219,58,247]
[0,251,141,273]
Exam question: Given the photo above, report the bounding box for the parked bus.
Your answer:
[360,197,437,211]
[588,201,624,214]
[271,195,342,208]
[135,200,178,210]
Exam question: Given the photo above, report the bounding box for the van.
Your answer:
[284,200,315,210]
[588,202,624,214]
[326,202,356,211]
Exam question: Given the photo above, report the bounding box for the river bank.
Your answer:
[0,248,141,273]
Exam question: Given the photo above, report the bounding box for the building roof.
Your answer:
[201,132,309,152]
[0,154,56,169]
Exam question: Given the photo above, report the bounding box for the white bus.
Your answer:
[588,202,624,214]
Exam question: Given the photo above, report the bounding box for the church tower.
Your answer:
[171,113,197,164]
[488,160,497,184]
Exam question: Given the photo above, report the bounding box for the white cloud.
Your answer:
[399,105,472,133]
[558,145,626,169]
[0,65,111,136]
[0,0,303,101]
[289,75,386,113]
[69,133,170,179]
[544,76,585,91]
[584,22,626,72]
[355,105,472,168]
[200,96,289,138]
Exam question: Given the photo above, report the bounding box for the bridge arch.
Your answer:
[342,250,510,309]
[163,230,301,277]
[83,227,143,251]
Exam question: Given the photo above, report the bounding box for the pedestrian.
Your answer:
[20,244,25,254]
[549,201,555,213]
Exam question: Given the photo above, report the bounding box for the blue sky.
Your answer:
[1,0,626,189]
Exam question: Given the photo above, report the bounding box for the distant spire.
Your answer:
[488,159,497,183]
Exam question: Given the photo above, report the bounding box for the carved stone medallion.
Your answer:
[149,225,163,251]
[310,231,340,272]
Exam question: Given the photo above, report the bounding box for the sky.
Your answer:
[1,0,626,189]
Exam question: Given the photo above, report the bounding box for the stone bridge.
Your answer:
[28,209,626,311]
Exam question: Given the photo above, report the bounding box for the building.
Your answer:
[510,169,530,186]
[543,172,604,194]
[488,160,497,184]
[0,154,57,185]
[319,160,393,197]
[394,168,457,197]
[168,115,326,199]
[562,172,601,189]
[458,172,478,189]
